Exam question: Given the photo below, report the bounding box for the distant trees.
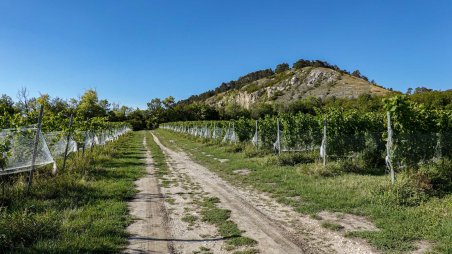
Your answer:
[2,88,136,130]
[351,69,369,81]
[250,103,275,119]
[409,89,452,110]
[76,89,109,119]
[4,85,448,132]
[222,102,250,119]
[292,59,347,74]
[0,94,15,115]
[145,96,220,129]
[180,69,274,105]
[162,96,175,108]
[16,87,30,114]
[108,104,129,122]
[414,87,433,94]
[127,109,147,130]
[351,70,361,77]
[275,63,290,74]
[292,59,310,69]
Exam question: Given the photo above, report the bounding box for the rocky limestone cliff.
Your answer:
[204,67,389,109]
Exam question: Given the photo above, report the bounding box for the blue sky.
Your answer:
[0,0,451,108]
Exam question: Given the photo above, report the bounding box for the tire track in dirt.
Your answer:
[152,132,380,254]
[152,133,304,254]
[125,136,174,254]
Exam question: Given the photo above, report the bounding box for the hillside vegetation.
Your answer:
[181,59,391,109]
[204,67,389,109]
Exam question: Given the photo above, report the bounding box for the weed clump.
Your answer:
[308,162,342,177]
[375,160,452,206]
[225,144,244,153]
[321,221,344,231]
[267,152,316,166]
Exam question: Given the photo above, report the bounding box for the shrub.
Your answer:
[390,171,429,206]
[275,63,290,74]
[305,162,343,177]
[418,159,452,196]
[267,152,316,166]
[243,144,270,158]
[225,144,244,153]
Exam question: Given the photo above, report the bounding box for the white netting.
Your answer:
[222,124,238,143]
[0,126,131,176]
[251,131,260,146]
[0,128,54,175]
[273,130,282,153]
[44,132,78,158]
[83,132,98,148]
[251,121,260,147]
[212,127,222,139]
[319,136,326,159]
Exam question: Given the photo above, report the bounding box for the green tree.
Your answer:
[127,109,147,130]
[162,96,175,109]
[351,70,361,77]
[292,59,311,69]
[0,94,15,115]
[414,87,433,94]
[76,89,107,119]
[275,63,290,74]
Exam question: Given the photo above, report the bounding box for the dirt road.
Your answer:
[125,137,172,254]
[152,133,379,254]
[126,133,378,253]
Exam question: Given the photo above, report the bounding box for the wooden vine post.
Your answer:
[27,104,44,192]
[62,114,73,171]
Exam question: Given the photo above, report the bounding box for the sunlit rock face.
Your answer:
[205,67,389,109]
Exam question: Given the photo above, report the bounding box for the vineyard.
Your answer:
[0,106,131,179]
[162,96,452,184]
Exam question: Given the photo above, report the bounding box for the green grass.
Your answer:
[321,221,344,231]
[197,196,256,250]
[155,129,452,254]
[0,131,145,253]
[146,131,257,252]
[144,132,169,179]
[181,214,198,226]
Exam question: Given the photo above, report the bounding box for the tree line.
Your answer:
[132,88,451,130]
[3,87,449,131]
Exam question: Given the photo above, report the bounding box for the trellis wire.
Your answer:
[161,112,450,185]
[0,123,131,177]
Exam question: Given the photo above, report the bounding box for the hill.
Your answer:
[180,61,391,109]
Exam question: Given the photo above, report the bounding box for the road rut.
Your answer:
[125,137,172,254]
[152,133,304,254]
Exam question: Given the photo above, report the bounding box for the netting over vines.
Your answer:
[44,132,78,158]
[0,125,131,176]
[161,109,452,173]
[0,128,54,175]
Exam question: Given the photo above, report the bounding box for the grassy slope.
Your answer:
[0,131,145,253]
[155,129,452,254]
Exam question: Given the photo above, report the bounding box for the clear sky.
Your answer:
[0,0,451,109]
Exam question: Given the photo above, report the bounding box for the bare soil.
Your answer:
[152,133,380,254]
[125,137,172,254]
